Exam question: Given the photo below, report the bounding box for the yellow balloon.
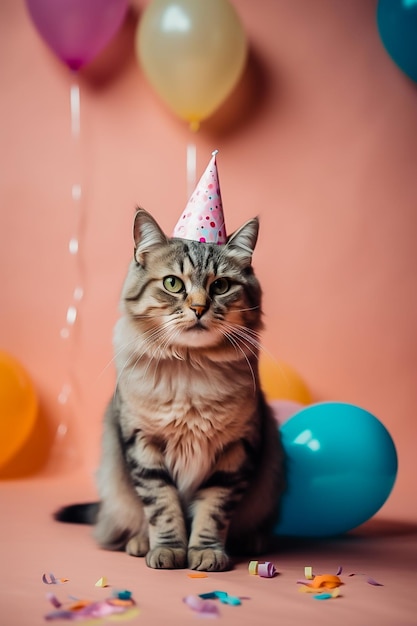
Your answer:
[259,355,313,405]
[136,0,247,129]
[0,352,38,469]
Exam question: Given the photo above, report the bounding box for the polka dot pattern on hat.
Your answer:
[172,151,227,244]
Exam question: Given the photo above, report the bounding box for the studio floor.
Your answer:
[1,471,416,626]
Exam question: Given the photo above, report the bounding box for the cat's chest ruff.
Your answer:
[124,356,245,420]
[121,358,254,498]
[127,368,239,438]
[129,395,239,499]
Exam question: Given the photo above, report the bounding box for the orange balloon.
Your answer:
[259,355,313,405]
[0,352,38,468]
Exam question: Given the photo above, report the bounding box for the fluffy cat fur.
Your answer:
[55,208,285,571]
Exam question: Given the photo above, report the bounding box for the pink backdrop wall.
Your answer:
[1,0,416,522]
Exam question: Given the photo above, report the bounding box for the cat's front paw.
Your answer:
[146,546,187,569]
[126,533,149,557]
[188,547,231,572]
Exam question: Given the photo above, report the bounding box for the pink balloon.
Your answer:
[25,0,129,71]
[270,399,304,425]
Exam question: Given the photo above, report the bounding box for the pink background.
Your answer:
[1,0,416,531]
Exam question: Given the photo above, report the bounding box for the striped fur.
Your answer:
[55,209,285,571]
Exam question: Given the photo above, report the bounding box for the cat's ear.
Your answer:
[226,217,259,261]
[133,208,168,265]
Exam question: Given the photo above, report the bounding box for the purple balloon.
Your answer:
[25,0,129,71]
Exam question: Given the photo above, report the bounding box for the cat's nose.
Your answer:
[190,303,207,319]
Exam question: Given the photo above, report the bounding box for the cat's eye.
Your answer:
[211,277,230,295]
[163,275,185,293]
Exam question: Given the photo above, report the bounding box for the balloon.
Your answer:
[377,0,417,82]
[136,0,247,130]
[275,402,398,537]
[0,352,38,469]
[259,356,313,404]
[270,399,304,424]
[25,0,129,71]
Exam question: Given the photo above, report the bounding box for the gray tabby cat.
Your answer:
[55,208,285,572]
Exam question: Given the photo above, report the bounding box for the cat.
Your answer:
[55,208,286,572]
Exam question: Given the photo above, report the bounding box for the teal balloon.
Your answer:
[377,0,417,82]
[275,402,398,537]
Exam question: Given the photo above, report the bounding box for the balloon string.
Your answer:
[54,75,85,463]
[70,83,80,137]
[186,142,197,199]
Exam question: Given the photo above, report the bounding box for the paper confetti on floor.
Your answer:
[248,560,277,578]
[184,590,245,617]
[43,588,138,621]
[42,574,69,585]
[297,565,384,600]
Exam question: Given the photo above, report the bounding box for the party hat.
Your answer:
[172,150,227,244]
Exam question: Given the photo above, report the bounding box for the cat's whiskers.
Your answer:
[116,320,176,394]
[146,324,186,389]
[225,334,258,367]
[254,341,285,366]
[219,327,257,393]
[229,305,260,314]
[101,312,177,383]
[220,321,261,356]
[230,323,262,343]
[97,334,140,382]
[125,318,186,395]
[148,322,191,390]
[119,319,175,387]
[131,310,172,320]
[224,320,281,364]
[226,324,291,386]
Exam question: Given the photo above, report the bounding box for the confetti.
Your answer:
[44,592,137,621]
[299,564,386,600]
[183,595,220,617]
[46,594,62,609]
[198,591,242,606]
[258,562,277,578]
[248,560,277,578]
[311,575,342,590]
[304,566,314,580]
[298,586,318,594]
[187,572,208,579]
[300,586,341,599]
[348,572,384,586]
[43,574,57,585]
[42,574,68,585]
[298,571,343,598]
[45,610,76,621]
[199,592,223,600]
[219,595,241,606]
[68,600,90,611]
[183,590,244,615]
[108,598,134,608]
[95,576,108,588]
[112,590,132,600]
[314,587,341,600]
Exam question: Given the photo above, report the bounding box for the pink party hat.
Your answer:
[172,150,227,244]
